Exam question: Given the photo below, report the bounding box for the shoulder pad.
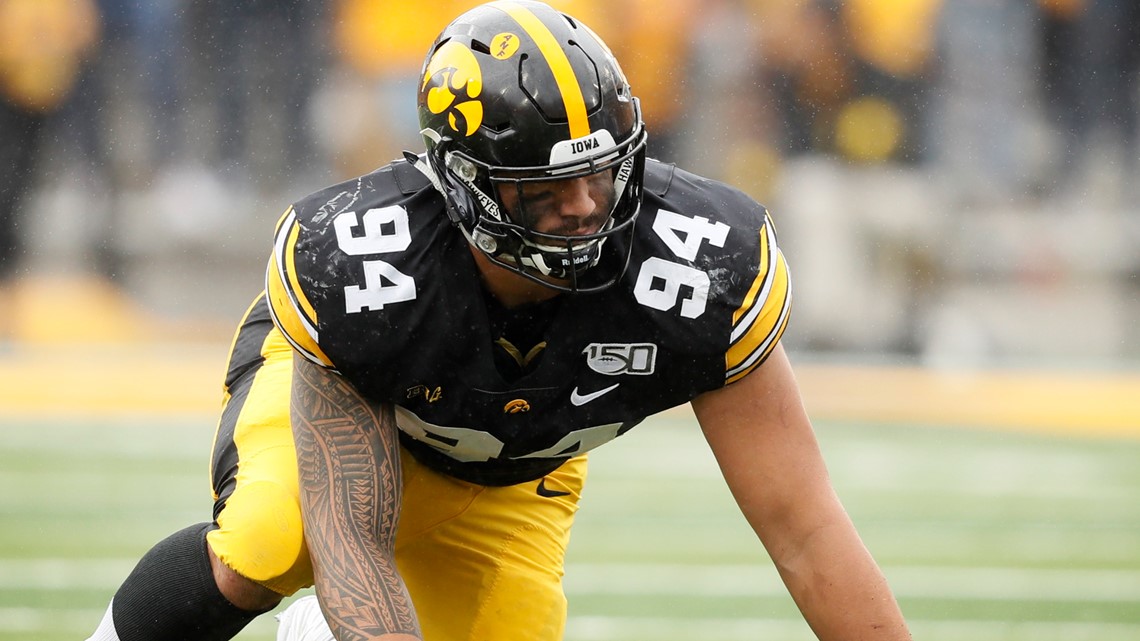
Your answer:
[391,156,432,195]
[643,159,676,198]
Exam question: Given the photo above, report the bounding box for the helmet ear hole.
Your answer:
[446,153,478,183]
[472,228,500,254]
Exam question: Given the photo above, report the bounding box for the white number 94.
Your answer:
[334,205,417,313]
[634,209,729,319]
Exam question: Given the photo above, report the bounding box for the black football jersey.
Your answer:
[266,157,791,485]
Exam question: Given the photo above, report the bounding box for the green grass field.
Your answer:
[2,409,1139,641]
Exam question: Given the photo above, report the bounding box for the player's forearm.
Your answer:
[312,568,420,641]
[291,357,423,640]
[773,518,910,641]
[306,528,420,641]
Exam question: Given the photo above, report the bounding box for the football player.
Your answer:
[84,2,911,640]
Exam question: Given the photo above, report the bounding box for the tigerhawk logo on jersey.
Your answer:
[407,385,443,403]
[422,40,483,137]
[583,343,657,375]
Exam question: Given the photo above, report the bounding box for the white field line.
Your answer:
[0,559,136,588]
[0,607,279,635]
[4,559,1139,603]
[565,616,1140,641]
[0,608,110,632]
[4,607,1138,641]
[564,563,1140,602]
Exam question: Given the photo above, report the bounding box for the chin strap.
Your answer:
[404,151,444,194]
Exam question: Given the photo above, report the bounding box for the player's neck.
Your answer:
[470,246,562,309]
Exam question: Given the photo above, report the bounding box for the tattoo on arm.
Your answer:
[291,356,421,640]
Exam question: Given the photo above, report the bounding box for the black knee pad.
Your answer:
[111,522,274,641]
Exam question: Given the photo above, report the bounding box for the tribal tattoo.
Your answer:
[290,355,422,640]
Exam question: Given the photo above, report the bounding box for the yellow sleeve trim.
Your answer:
[283,220,320,326]
[725,220,792,383]
[265,208,333,367]
[732,220,771,327]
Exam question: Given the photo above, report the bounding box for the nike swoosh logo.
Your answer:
[570,383,620,406]
[537,478,571,498]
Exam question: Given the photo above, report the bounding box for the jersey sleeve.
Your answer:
[265,206,336,368]
[724,211,791,384]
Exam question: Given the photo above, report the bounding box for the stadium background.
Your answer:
[1,0,1138,639]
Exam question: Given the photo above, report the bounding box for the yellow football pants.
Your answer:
[206,297,586,640]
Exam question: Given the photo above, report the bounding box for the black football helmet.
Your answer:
[415,0,648,292]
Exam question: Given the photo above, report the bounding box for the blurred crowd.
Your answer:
[1,0,1138,360]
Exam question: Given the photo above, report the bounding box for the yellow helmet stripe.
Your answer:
[491,1,591,139]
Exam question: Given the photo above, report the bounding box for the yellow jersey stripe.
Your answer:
[727,303,790,385]
[492,1,590,138]
[732,226,771,327]
[265,209,333,367]
[731,220,777,343]
[726,247,790,371]
[726,250,790,381]
[284,219,320,325]
[266,253,331,367]
[269,209,316,330]
[726,219,792,382]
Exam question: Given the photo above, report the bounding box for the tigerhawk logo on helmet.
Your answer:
[421,41,483,137]
[414,0,648,293]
